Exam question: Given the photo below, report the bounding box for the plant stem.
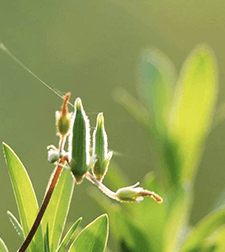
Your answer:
[17,156,67,252]
[85,172,118,200]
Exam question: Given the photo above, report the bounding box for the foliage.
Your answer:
[1,143,108,252]
[1,43,225,252]
[90,44,225,252]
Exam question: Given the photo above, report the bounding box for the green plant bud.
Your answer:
[68,98,90,184]
[55,92,72,137]
[56,111,71,136]
[115,182,163,203]
[55,111,72,137]
[92,113,113,181]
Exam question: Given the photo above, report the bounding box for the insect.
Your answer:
[0,41,162,252]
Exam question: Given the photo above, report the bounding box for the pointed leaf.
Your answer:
[113,87,152,133]
[127,173,166,252]
[42,168,75,252]
[56,218,82,252]
[180,208,225,252]
[44,224,50,252]
[7,211,24,240]
[90,189,151,252]
[69,214,109,252]
[0,238,9,252]
[168,45,218,182]
[164,183,192,252]
[211,225,225,252]
[2,142,43,252]
[138,47,177,134]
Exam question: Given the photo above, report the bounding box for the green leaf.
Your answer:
[113,87,152,134]
[7,211,24,240]
[2,142,44,252]
[180,208,225,252]
[103,161,130,191]
[164,183,192,252]
[127,173,166,252]
[44,224,50,252]
[90,188,151,252]
[211,186,225,212]
[168,44,218,183]
[138,47,177,134]
[56,217,82,252]
[68,214,109,252]
[210,225,225,252]
[42,168,75,252]
[119,240,136,252]
[0,238,9,252]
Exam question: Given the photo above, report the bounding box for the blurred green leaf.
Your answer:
[90,179,155,252]
[68,214,109,252]
[7,211,24,240]
[138,47,177,135]
[56,217,82,252]
[104,161,130,191]
[113,87,152,133]
[211,187,225,212]
[168,44,218,183]
[126,173,166,252]
[164,183,192,252]
[180,208,225,252]
[42,168,75,252]
[2,142,44,252]
[0,238,9,252]
[119,240,136,252]
[211,225,225,252]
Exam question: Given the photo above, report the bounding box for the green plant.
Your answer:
[1,40,225,252]
[1,142,109,252]
[0,49,162,251]
[90,44,225,252]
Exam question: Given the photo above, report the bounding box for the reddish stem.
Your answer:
[17,156,66,252]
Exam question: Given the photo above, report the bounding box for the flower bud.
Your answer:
[92,113,113,181]
[55,93,72,137]
[68,98,91,184]
[115,182,163,203]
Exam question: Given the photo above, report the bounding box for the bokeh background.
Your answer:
[0,0,225,251]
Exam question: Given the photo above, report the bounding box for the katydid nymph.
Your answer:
[0,41,163,252]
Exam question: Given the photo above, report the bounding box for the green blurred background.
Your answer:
[0,0,225,251]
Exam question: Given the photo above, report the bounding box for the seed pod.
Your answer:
[68,98,90,183]
[55,93,72,137]
[115,182,163,203]
[92,113,113,181]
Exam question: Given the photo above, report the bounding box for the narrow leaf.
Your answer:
[90,189,151,252]
[180,208,225,252]
[138,47,177,134]
[164,183,192,252]
[42,168,75,252]
[128,173,166,252]
[7,211,24,240]
[2,142,43,252]
[56,218,82,252]
[113,87,152,133]
[44,224,50,252]
[0,238,9,252]
[168,45,218,183]
[68,214,109,252]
